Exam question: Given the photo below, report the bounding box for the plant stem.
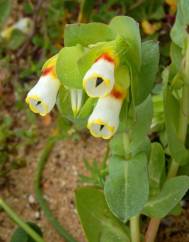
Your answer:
[168,76,189,178]
[145,218,160,242]
[102,144,109,168]
[167,159,179,178]
[130,215,141,242]
[78,0,94,23]
[145,82,189,242]
[146,40,189,242]
[0,198,44,242]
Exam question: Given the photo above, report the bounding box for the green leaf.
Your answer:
[56,45,84,89]
[64,22,115,47]
[10,222,43,242]
[78,97,96,120]
[109,133,126,158]
[171,0,189,48]
[127,96,152,156]
[169,203,182,216]
[164,89,189,165]
[111,96,152,158]
[132,41,159,105]
[143,176,189,218]
[148,142,165,197]
[0,0,11,29]
[75,187,130,242]
[104,153,149,222]
[109,16,141,69]
[168,43,183,83]
[110,133,150,159]
[128,96,152,141]
[179,162,189,176]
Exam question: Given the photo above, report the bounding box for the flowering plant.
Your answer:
[1,1,189,242]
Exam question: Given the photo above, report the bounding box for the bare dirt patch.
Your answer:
[0,134,106,242]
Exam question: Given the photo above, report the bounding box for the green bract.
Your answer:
[64,22,115,47]
[164,89,189,165]
[171,0,189,48]
[109,16,141,69]
[56,45,84,89]
[133,41,159,105]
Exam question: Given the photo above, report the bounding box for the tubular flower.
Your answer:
[70,89,83,116]
[87,86,127,139]
[26,57,60,116]
[83,54,115,97]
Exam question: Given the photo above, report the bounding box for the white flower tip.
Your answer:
[25,95,49,116]
[83,54,115,97]
[87,120,116,139]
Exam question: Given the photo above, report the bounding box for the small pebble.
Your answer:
[34,211,41,220]
[28,194,35,204]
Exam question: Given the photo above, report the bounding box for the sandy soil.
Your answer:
[0,133,106,242]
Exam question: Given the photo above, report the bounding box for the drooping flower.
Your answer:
[83,54,115,97]
[26,55,60,116]
[70,89,83,116]
[1,17,33,39]
[87,86,127,139]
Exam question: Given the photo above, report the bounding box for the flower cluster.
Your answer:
[83,54,127,139]
[26,52,128,139]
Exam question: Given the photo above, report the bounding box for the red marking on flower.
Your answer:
[42,66,53,76]
[110,88,124,100]
[96,53,114,64]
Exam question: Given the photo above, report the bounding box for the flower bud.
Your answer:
[70,89,83,116]
[83,54,115,97]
